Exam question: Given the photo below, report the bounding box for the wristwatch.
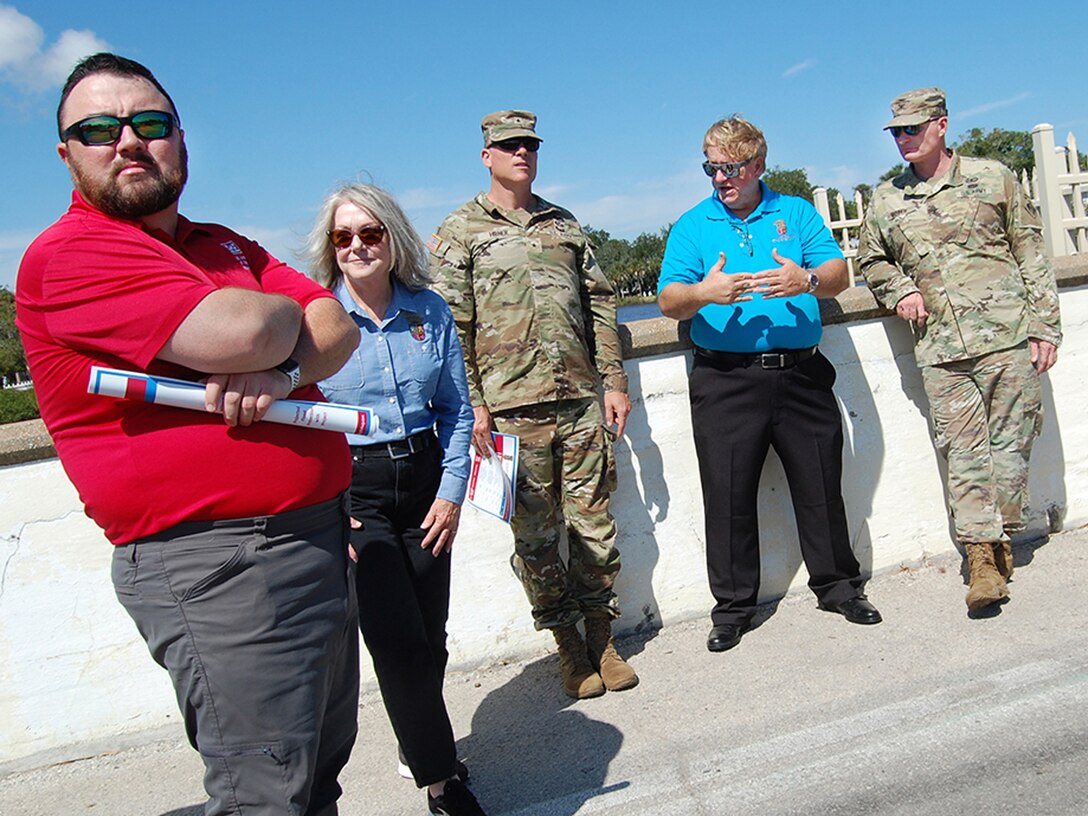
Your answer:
[275,357,301,390]
[807,272,820,294]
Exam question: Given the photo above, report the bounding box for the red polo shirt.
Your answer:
[16,192,350,544]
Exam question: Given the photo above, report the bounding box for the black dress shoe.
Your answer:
[819,596,883,625]
[707,623,744,652]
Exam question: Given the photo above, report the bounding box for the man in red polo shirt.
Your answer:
[17,53,361,816]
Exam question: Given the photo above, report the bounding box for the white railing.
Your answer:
[1032,124,1088,257]
[813,187,864,285]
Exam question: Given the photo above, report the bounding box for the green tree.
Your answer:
[585,226,668,300]
[0,289,29,381]
[764,166,813,202]
[880,163,905,182]
[953,127,1034,175]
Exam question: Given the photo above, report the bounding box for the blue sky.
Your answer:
[2,1,1085,291]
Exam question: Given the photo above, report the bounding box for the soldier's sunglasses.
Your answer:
[489,138,540,153]
[61,110,177,146]
[702,159,752,179]
[889,121,932,138]
[327,224,386,249]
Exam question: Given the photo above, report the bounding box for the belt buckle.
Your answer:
[760,352,787,370]
[390,435,421,460]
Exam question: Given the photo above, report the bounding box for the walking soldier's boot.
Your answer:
[552,624,605,699]
[964,542,1010,612]
[584,612,639,691]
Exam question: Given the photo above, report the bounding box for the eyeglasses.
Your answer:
[702,159,752,179]
[889,121,931,138]
[61,110,177,146]
[489,138,540,153]
[327,224,386,249]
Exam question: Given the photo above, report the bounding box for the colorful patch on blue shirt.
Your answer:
[772,219,795,242]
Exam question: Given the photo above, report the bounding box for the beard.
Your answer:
[72,141,189,221]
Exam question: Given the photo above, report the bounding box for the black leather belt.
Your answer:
[351,430,433,460]
[694,346,817,369]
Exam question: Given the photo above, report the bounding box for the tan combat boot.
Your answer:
[992,540,1015,580]
[964,542,1010,612]
[552,625,605,699]
[584,612,639,691]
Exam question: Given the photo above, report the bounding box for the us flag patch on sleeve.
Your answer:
[426,233,444,254]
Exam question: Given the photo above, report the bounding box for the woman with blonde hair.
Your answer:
[306,184,484,816]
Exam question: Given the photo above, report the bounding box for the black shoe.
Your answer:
[819,596,883,625]
[428,778,487,815]
[707,623,744,652]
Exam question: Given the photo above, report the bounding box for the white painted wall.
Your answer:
[3,286,1086,770]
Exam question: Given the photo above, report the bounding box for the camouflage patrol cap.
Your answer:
[884,87,948,129]
[481,110,543,146]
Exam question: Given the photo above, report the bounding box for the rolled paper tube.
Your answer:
[87,366,378,435]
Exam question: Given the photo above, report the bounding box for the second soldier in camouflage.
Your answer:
[858,87,1062,614]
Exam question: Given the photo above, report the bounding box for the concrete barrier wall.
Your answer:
[3,260,1086,771]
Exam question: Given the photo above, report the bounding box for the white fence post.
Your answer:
[1033,123,1071,257]
[813,187,830,224]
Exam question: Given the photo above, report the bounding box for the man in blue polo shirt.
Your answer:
[658,115,881,653]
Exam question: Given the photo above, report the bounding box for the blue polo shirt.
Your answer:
[658,182,843,352]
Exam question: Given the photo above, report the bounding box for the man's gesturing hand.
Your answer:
[749,248,809,298]
[699,252,753,305]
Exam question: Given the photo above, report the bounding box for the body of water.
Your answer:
[618,301,663,323]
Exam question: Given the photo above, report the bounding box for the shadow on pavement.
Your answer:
[456,655,628,815]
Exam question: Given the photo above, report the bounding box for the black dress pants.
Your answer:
[349,433,457,788]
[690,350,864,627]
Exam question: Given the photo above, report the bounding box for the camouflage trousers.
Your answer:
[491,397,622,630]
[921,342,1043,544]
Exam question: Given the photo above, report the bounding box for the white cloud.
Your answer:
[0,5,41,68]
[396,186,471,212]
[233,224,309,265]
[535,183,573,198]
[958,92,1031,120]
[564,170,708,237]
[38,29,110,87]
[0,5,109,91]
[804,164,869,196]
[782,59,817,79]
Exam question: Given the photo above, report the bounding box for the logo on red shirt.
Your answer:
[221,241,252,271]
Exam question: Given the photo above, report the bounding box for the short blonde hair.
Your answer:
[304,184,431,291]
[703,115,768,162]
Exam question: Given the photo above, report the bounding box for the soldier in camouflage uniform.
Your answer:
[858,88,1062,614]
[428,110,637,699]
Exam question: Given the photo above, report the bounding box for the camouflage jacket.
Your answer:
[428,193,627,413]
[858,152,1061,367]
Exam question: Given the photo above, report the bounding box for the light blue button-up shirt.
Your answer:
[318,279,474,504]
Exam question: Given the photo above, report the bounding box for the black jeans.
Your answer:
[690,350,864,626]
[349,433,457,787]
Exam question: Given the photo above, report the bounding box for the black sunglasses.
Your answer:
[889,121,931,138]
[489,138,540,153]
[61,110,177,146]
[702,159,752,179]
[327,224,387,249]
